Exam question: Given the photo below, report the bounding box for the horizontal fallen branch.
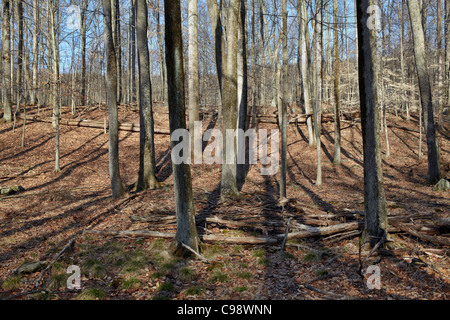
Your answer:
[85,221,364,245]
[389,220,450,247]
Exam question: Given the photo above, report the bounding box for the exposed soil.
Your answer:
[0,104,449,300]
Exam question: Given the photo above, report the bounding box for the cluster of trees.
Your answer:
[1,0,448,254]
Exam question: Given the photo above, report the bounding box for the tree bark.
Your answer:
[280,0,288,198]
[165,0,200,255]
[356,0,388,248]
[221,0,239,197]
[314,0,323,186]
[407,0,441,184]
[103,0,126,199]
[333,0,341,166]
[2,0,12,122]
[188,0,200,162]
[299,0,314,146]
[136,0,159,191]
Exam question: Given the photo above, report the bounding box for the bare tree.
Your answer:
[221,0,239,197]
[314,0,323,186]
[103,0,125,199]
[333,0,341,166]
[188,0,200,161]
[136,0,160,190]
[298,0,314,146]
[280,0,288,199]
[356,0,388,248]
[2,0,12,123]
[407,0,441,184]
[165,0,200,255]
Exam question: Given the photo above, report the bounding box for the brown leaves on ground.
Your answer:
[0,104,449,300]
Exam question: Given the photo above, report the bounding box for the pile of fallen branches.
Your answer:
[85,197,450,249]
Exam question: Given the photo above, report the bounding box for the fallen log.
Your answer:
[279,221,363,240]
[86,221,364,244]
[389,220,450,247]
[85,229,278,245]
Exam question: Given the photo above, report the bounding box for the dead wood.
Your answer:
[389,220,450,246]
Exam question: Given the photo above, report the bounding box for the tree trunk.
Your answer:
[237,0,248,187]
[165,0,200,255]
[188,0,200,162]
[221,0,239,197]
[314,0,323,186]
[407,0,441,184]
[136,0,159,191]
[31,0,39,106]
[280,0,288,198]
[103,0,126,199]
[333,0,341,166]
[80,0,88,106]
[2,0,12,122]
[299,0,314,146]
[356,0,388,248]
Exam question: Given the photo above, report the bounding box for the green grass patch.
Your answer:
[1,275,22,291]
[184,285,205,296]
[76,287,107,300]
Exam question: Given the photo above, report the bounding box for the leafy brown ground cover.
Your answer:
[0,104,449,300]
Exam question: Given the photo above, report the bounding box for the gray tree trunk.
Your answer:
[136,0,159,191]
[407,0,441,184]
[188,0,200,161]
[2,0,12,123]
[164,0,200,255]
[280,0,288,199]
[314,0,323,186]
[103,0,125,199]
[333,0,341,166]
[299,0,314,146]
[356,0,388,248]
[221,0,239,197]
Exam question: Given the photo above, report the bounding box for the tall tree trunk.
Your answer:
[206,0,226,124]
[114,0,122,104]
[237,0,248,187]
[299,0,314,146]
[80,0,88,106]
[221,0,239,197]
[356,0,388,248]
[136,0,160,191]
[2,0,12,123]
[31,0,39,106]
[436,0,443,131]
[314,0,323,186]
[129,0,136,103]
[188,0,200,162]
[446,0,450,107]
[48,0,60,172]
[103,0,126,199]
[407,0,441,184]
[164,0,200,255]
[333,0,341,166]
[279,0,288,199]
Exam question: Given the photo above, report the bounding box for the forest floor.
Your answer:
[0,103,449,301]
